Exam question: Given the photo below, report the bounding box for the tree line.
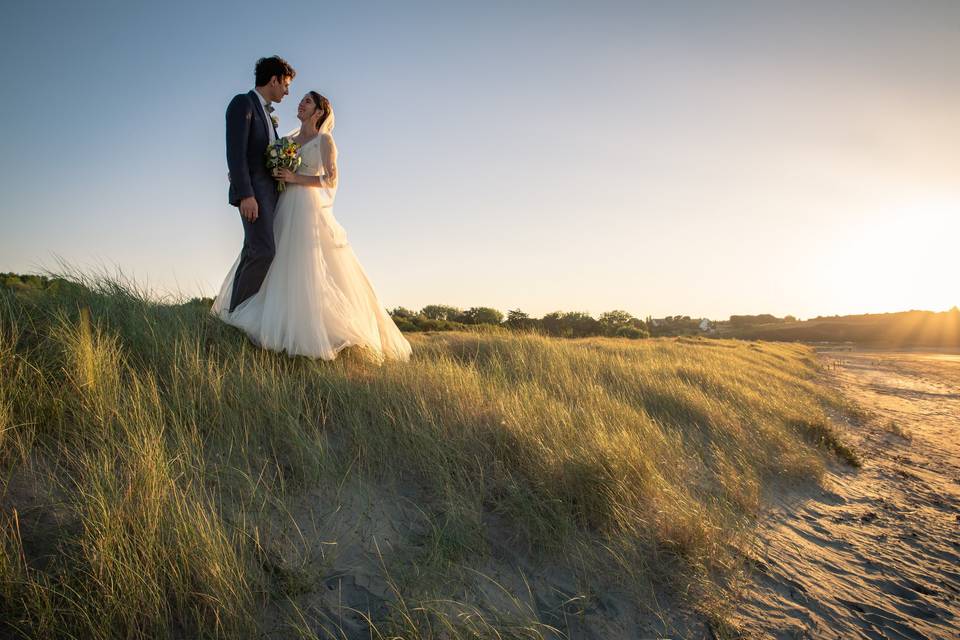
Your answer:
[388,305,661,338]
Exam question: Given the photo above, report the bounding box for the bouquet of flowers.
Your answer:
[265,137,301,192]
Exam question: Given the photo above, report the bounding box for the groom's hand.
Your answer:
[240,196,259,222]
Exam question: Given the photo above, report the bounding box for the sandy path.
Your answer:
[731,350,960,639]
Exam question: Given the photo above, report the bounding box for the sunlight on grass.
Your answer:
[0,273,858,638]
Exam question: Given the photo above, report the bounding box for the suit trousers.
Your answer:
[229,176,279,312]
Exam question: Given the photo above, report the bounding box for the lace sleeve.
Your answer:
[321,134,338,188]
[316,134,338,208]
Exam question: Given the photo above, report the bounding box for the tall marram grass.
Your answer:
[0,273,857,638]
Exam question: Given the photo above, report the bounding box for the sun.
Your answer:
[826,197,959,314]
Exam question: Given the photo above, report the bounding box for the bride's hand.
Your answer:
[272,167,297,184]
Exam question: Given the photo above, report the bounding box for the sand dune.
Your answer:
[732,350,960,639]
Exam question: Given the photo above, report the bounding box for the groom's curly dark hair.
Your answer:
[255,56,296,86]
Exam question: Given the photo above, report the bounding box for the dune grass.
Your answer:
[0,274,858,638]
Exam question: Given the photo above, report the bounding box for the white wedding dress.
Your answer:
[211,121,412,363]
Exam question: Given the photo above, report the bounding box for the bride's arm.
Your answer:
[276,135,338,188]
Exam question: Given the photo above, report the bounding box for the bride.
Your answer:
[211,92,413,362]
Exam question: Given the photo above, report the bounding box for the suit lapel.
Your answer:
[248,90,272,141]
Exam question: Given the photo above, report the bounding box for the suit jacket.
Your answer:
[226,90,278,207]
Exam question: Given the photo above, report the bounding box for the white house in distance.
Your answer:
[647,317,716,333]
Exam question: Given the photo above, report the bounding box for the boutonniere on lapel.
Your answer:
[270,114,279,130]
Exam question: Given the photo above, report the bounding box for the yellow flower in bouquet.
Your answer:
[265,137,301,192]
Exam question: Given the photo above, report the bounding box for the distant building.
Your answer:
[649,317,715,333]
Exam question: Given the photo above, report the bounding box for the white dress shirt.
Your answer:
[253,88,277,143]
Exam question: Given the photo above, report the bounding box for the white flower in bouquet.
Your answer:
[265,137,301,192]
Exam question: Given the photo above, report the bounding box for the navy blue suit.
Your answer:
[226,90,280,312]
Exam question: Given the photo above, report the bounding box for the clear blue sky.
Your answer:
[1,1,957,320]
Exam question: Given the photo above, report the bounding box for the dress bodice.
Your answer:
[295,136,324,177]
[285,133,339,214]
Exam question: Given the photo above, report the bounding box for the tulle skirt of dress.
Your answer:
[211,184,412,362]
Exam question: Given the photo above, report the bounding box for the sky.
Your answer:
[1,1,957,320]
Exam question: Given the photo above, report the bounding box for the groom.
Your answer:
[225,55,296,312]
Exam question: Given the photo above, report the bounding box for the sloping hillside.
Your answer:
[0,275,859,638]
[724,308,960,347]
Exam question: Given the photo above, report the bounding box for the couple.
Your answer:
[211,56,412,363]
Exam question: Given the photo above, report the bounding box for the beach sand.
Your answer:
[731,350,960,638]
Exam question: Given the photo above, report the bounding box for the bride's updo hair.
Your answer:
[308,91,332,131]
